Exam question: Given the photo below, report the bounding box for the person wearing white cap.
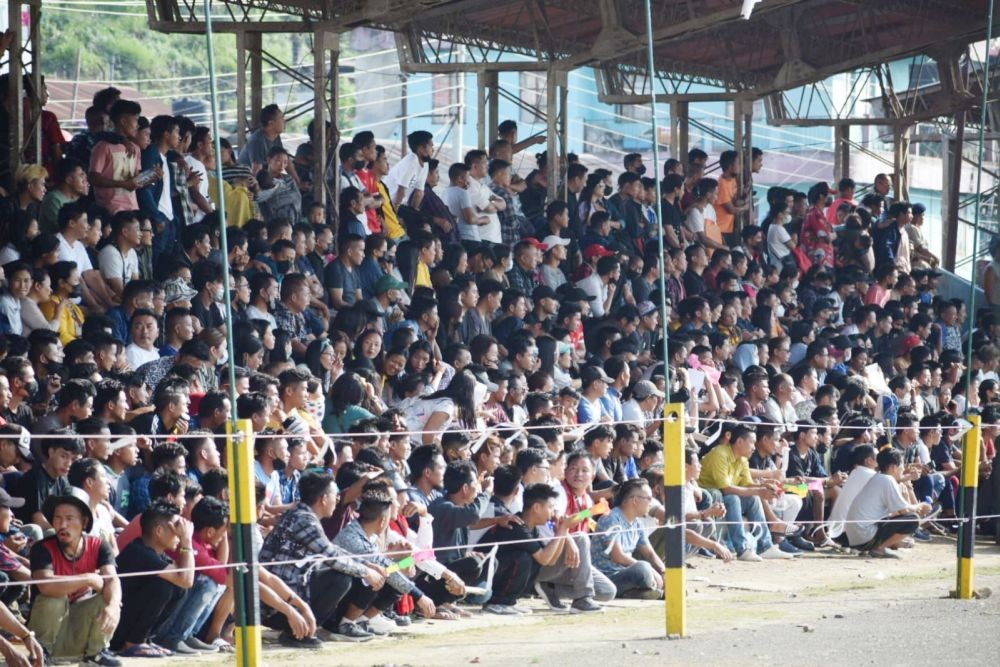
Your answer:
[539,235,571,290]
[622,380,665,436]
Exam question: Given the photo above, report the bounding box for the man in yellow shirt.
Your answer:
[412,231,436,290]
[373,146,405,240]
[214,165,258,228]
[40,261,85,345]
[698,424,791,562]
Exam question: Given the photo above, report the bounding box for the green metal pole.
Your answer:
[644,0,670,404]
[964,0,994,408]
[203,2,256,665]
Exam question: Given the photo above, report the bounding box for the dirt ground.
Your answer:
[29,536,1000,666]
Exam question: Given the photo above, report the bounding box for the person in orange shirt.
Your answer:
[826,178,856,226]
[715,150,749,246]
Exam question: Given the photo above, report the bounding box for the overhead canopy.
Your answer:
[149,0,1000,97]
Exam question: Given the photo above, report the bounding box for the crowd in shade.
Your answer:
[0,81,996,666]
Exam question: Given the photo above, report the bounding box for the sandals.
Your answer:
[211,638,235,654]
[119,644,170,658]
[869,549,900,559]
[432,608,459,620]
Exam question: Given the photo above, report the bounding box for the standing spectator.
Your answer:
[89,99,143,215]
[238,104,302,190]
[385,131,433,209]
[715,150,749,247]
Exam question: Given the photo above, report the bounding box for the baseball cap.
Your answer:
[632,380,665,400]
[583,244,615,261]
[912,203,926,215]
[542,235,571,249]
[374,274,408,294]
[523,237,548,251]
[532,285,557,302]
[5,426,33,462]
[163,277,198,305]
[558,286,596,302]
[897,334,923,357]
[580,365,613,385]
[637,301,658,317]
[0,488,24,509]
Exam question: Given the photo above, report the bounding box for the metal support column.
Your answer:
[559,82,569,200]
[671,100,689,162]
[313,29,328,207]
[834,125,850,181]
[235,32,248,147]
[6,1,23,181]
[740,101,753,233]
[893,124,911,203]
[248,32,263,130]
[546,68,566,201]
[28,2,40,165]
[476,74,487,149]
[485,70,499,148]
[944,113,965,272]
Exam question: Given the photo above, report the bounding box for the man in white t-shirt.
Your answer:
[97,212,141,301]
[186,127,215,223]
[443,163,491,242]
[844,448,930,555]
[767,220,794,267]
[126,310,161,369]
[464,150,503,243]
[384,130,434,209]
[56,202,115,310]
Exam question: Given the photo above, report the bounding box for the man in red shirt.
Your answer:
[825,177,856,226]
[28,488,122,666]
[351,131,384,234]
[801,182,835,268]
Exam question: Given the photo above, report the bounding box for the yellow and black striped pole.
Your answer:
[227,419,262,665]
[956,414,982,600]
[663,402,686,637]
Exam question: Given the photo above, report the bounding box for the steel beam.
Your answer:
[248,32,263,130]
[944,111,966,271]
[834,125,850,180]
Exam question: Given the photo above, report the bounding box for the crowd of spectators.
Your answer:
[0,83,996,666]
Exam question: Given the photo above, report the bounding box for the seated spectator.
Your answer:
[479,483,577,614]
[698,425,792,561]
[111,500,194,658]
[590,478,666,598]
[151,497,229,654]
[259,471,387,643]
[844,448,932,556]
[28,488,122,666]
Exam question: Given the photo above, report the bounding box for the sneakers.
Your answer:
[162,641,200,655]
[778,539,802,555]
[534,582,568,611]
[760,545,795,560]
[331,621,374,642]
[82,650,122,667]
[510,604,533,615]
[362,614,397,636]
[183,637,218,652]
[570,597,604,613]
[383,609,412,627]
[787,534,816,551]
[737,549,763,562]
[913,528,932,542]
[278,632,323,649]
[621,588,663,600]
[483,603,520,615]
